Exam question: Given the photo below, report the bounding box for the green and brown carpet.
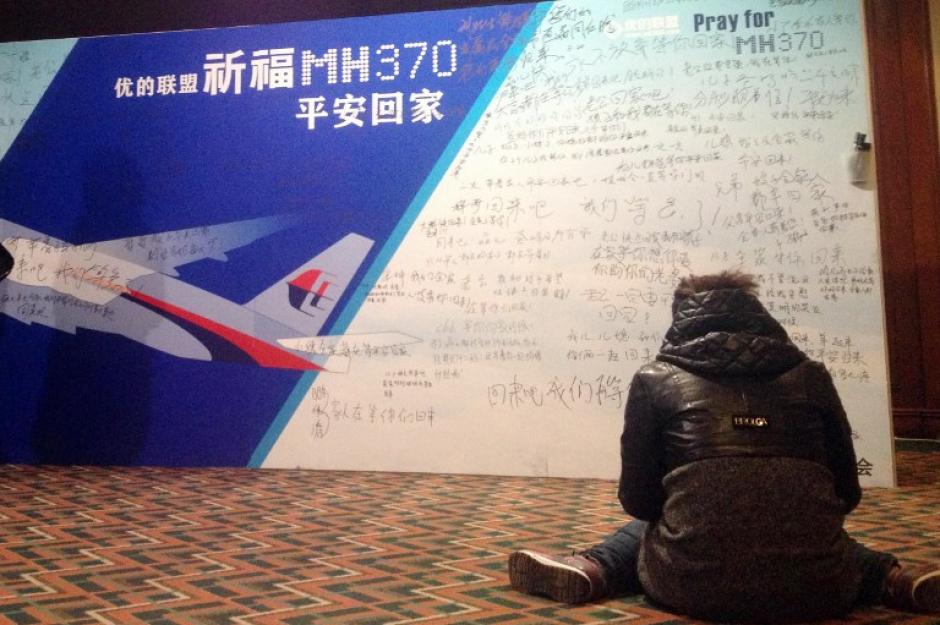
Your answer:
[1,449,938,625]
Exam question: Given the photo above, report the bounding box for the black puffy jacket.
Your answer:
[0,243,12,282]
[619,288,863,622]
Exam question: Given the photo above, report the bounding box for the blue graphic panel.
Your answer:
[0,5,537,466]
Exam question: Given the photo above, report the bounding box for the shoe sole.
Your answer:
[508,550,593,604]
[913,569,940,613]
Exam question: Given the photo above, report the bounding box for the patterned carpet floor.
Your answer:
[0,450,938,625]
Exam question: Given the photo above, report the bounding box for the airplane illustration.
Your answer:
[0,215,416,371]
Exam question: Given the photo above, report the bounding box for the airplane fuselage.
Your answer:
[3,235,324,370]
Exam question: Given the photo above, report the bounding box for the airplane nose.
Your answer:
[0,242,12,282]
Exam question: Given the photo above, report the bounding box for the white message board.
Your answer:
[261,0,894,486]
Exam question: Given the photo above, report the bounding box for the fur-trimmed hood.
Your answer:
[657,288,805,377]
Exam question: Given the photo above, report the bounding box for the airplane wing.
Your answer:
[1,214,304,278]
[91,213,305,276]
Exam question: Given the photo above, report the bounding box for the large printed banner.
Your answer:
[0,1,895,485]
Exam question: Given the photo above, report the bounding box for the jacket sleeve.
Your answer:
[618,369,667,521]
[811,363,862,514]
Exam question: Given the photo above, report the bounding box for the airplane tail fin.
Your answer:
[244,233,373,336]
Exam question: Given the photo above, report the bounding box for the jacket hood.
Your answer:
[657,288,806,377]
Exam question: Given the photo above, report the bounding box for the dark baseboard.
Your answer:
[893,408,940,440]
[895,437,940,452]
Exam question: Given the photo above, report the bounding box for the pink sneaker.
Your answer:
[885,563,940,613]
[508,549,608,604]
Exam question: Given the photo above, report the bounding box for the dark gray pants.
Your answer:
[584,519,897,603]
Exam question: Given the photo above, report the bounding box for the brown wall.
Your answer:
[0,1,527,42]
[866,0,940,439]
[2,0,940,438]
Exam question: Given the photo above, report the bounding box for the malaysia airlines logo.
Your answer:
[287,269,333,316]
